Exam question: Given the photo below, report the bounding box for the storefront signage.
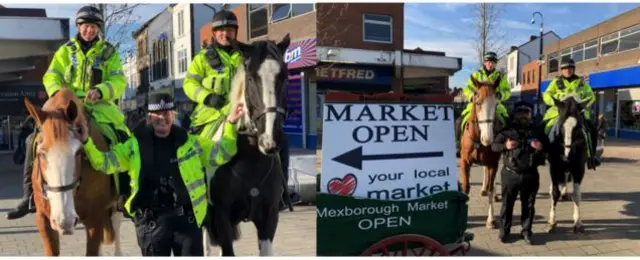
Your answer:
[283,74,303,134]
[0,84,47,116]
[315,65,392,85]
[285,38,317,70]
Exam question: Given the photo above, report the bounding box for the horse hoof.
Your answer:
[481,190,488,197]
[494,195,501,202]
[486,221,497,229]
[573,225,585,234]
[546,223,557,233]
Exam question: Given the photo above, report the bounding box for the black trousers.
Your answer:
[134,208,203,256]
[500,167,540,236]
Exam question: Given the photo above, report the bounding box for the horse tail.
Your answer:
[101,209,116,245]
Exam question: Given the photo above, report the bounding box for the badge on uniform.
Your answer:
[216,66,225,73]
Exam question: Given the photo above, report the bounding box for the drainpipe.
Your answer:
[301,71,308,149]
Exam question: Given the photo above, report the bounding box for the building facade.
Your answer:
[541,6,640,139]
[147,7,174,93]
[199,3,462,150]
[120,54,138,112]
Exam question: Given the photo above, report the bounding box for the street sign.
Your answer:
[317,92,463,256]
[319,103,459,201]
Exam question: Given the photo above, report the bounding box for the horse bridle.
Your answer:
[236,63,287,136]
[34,110,84,200]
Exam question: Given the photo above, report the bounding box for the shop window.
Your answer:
[363,13,392,44]
[249,4,268,39]
[619,24,640,52]
[620,100,640,132]
[600,32,619,56]
[584,40,598,60]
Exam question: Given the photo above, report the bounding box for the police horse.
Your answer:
[202,35,291,256]
[545,95,590,233]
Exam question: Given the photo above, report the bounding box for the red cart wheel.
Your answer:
[361,234,450,256]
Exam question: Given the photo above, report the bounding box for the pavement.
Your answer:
[0,138,639,256]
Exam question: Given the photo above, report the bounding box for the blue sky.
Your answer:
[5,3,640,88]
[404,3,640,87]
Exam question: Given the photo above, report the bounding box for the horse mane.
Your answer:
[39,89,87,149]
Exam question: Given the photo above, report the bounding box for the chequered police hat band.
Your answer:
[148,100,175,111]
[212,19,238,28]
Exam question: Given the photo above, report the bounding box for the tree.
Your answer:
[91,4,147,57]
[471,3,506,65]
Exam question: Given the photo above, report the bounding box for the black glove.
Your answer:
[204,94,226,110]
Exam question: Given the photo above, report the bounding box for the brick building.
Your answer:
[198,3,462,149]
[541,6,640,139]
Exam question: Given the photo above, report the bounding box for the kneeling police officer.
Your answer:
[75,93,245,256]
[492,101,547,245]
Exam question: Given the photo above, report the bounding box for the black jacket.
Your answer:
[492,122,548,173]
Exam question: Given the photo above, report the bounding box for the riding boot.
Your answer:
[278,134,293,212]
[7,133,36,220]
[587,120,601,169]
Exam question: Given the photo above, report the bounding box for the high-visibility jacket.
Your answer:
[463,69,511,102]
[82,122,238,227]
[42,37,128,135]
[543,76,595,115]
[183,46,242,130]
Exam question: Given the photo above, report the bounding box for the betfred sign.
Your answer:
[316,67,376,80]
[315,65,392,85]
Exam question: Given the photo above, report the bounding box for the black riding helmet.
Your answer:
[484,51,498,62]
[75,6,104,29]
[513,101,534,117]
[211,9,238,31]
[560,58,576,69]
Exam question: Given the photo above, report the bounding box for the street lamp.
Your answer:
[531,11,544,119]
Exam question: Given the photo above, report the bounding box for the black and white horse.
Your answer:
[546,94,590,233]
[202,35,291,256]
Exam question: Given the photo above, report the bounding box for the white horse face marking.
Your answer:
[562,116,577,158]
[476,93,498,146]
[45,132,81,235]
[256,59,282,155]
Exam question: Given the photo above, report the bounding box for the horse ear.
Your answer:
[66,100,79,123]
[24,97,47,126]
[277,34,291,54]
[470,76,479,89]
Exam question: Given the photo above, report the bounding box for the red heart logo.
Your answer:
[327,173,357,196]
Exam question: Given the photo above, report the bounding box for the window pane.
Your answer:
[249,4,265,10]
[601,40,619,55]
[584,46,597,60]
[364,13,391,23]
[364,22,391,42]
[572,49,584,62]
[619,32,640,52]
[620,24,640,37]
[573,44,583,52]
[561,48,571,55]
[292,4,314,16]
[602,32,618,42]
[271,4,290,21]
[585,40,598,48]
[250,8,268,38]
[549,59,558,73]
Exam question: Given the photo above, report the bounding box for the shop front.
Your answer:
[541,64,640,140]
[283,37,317,149]
[0,84,48,152]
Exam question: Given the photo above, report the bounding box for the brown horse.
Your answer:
[458,76,503,229]
[24,88,123,256]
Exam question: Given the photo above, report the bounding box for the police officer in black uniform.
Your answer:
[492,101,547,244]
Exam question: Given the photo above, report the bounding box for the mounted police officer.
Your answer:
[542,58,600,169]
[182,8,292,211]
[456,51,511,147]
[75,93,245,256]
[6,5,130,220]
[492,101,547,245]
